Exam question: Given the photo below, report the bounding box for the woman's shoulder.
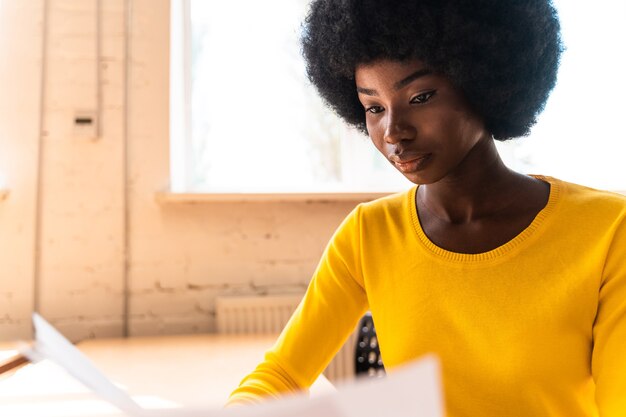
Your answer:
[336,187,416,235]
[546,176,626,209]
[538,176,626,227]
[358,187,416,214]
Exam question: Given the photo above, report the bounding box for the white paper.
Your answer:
[23,313,444,417]
[22,314,147,416]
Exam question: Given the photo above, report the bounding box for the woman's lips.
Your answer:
[392,154,432,173]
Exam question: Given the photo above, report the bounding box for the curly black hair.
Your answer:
[300,0,563,140]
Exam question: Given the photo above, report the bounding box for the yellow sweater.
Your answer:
[227,176,626,417]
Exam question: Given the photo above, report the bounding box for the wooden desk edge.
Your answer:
[0,354,29,375]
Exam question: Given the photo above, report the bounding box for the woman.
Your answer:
[228,1,626,416]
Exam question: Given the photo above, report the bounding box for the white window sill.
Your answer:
[155,189,397,203]
[155,189,626,204]
[0,189,8,201]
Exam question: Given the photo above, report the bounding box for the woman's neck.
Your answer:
[418,137,526,223]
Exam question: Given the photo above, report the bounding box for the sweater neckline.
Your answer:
[409,175,562,263]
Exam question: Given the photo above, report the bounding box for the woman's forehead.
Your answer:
[355,59,435,89]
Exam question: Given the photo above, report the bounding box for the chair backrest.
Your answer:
[354,312,385,378]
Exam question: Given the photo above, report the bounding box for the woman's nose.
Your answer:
[383,110,414,144]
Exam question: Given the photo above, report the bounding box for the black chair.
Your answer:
[355,312,385,378]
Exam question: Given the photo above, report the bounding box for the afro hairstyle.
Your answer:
[300,0,563,140]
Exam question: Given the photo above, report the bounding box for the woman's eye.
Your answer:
[365,106,384,114]
[410,90,436,104]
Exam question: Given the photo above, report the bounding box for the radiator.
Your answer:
[215,294,357,382]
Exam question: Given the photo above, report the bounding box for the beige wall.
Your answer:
[0,0,358,341]
[0,0,43,340]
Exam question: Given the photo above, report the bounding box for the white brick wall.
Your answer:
[37,0,126,340]
[0,0,44,339]
[0,0,358,341]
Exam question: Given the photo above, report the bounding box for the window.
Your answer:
[496,0,626,191]
[170,0,626,194]
[170,0,409,194]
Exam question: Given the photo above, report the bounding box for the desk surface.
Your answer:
[0,342,26,375]
[0,343,19,365]
[0,334,334,417]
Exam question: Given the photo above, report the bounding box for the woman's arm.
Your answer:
[592,213,626,415]
[226,205,369,406]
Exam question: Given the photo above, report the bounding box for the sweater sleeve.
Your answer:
[592,213,626,416]
[226,205,369,406]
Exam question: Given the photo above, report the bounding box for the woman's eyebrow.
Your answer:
[356,68,433,96]
[356,86,378,96]
[394,68,432,90]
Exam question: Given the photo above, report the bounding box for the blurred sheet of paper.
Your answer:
[144,356,443,417]
[23,313,444,417]
[334,355,443,417]
[22,314,147,416]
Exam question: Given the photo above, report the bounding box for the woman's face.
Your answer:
[355,59,491,185]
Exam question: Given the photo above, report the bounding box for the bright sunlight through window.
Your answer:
[171,0,626,194]
[497,0,626,191]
